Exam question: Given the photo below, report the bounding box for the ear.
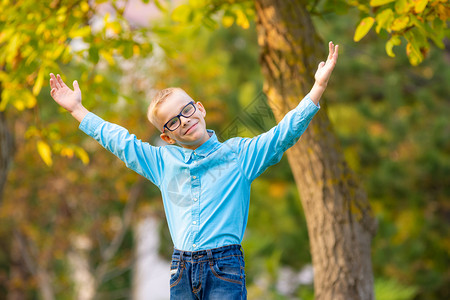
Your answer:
[196,101,206,118]
[160,132,176,144]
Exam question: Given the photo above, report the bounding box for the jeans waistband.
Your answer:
[172,244,243,263]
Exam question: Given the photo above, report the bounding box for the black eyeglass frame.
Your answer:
[162,101,196,132]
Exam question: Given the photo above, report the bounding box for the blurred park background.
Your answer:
[0,0,449,299]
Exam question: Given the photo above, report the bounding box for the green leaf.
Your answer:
[410,27,428,49]
[354,17,375,42]
[37,140,53,167]
[370,0,395,7]
[172,4,191,23]
[202,16,218,30]
[89,46,99,64]
[154,0,167,12]
[406,42,423,66]
[122,42,133,59]
[405,32,423,65]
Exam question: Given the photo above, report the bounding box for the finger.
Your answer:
[73,80,80,92]
[318,61,325,69]
[331,44,339,63]
[328,41,334,60]
[57,74,68,88]
[50,88,56,97]
[56,74,66,88]
[51,74,61,89]
[49,73,57,89]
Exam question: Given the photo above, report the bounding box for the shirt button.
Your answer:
[193,221,197,225]
[192,176,196,179]
[193,198,198,202]
[193,244,197,248]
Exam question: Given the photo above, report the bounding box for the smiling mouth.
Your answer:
[184,122,198,135]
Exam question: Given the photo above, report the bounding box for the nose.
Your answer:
[180,115,191,127]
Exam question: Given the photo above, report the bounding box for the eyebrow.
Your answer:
[168,101,193,120]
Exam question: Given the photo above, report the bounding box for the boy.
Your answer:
[50,41,338,299]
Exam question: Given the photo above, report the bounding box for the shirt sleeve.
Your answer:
[79,113,163,186]
[236,94,320,182]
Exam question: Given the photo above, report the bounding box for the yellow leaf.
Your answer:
[189,0,204,8]
[0,89,10,111]
[24,91,37,109]
[172,4,191,23]
[354,17,375,42]
[391,15,410,31]
[80,1,90,12]
[370,0,395,7]
[37,140,53,167]
[235,10,249,29]
[75,147,89,165]
[32,68,45,96]
[133,44,140,56]
[414,0,428,14]
[385,35,401,57]
[375,8,394,33]
[69,25,91,38]
[100,50,115,66]
[61,147,74,158]
[222,15,235,28]
[395,0,410,14]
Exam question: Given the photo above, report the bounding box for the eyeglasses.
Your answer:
[163,101,196,132]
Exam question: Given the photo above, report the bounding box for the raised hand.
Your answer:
[314,41,339,87]
[49,73,82,112]
[49,73,89,122]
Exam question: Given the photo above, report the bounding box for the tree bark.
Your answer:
[0,108,14,203]
[254,1,378,299]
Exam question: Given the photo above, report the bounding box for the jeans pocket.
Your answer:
[210,256,243,285]
[169,261,183,288]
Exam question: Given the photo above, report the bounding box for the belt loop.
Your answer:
[240,245,245,257]
[180,251,185,267]
[206,249,214,266]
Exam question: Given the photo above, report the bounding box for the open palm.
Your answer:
[314,42,339,86]
[49,73,82,113]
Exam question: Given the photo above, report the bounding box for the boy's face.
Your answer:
[155,90,209,149]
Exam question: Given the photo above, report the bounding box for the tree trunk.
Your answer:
[254,1,378,299]
[0,109,14,203]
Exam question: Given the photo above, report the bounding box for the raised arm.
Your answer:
[236,42,339,181]
[49,73,89,122]
[49,73,164,186]
[309,41,339,105]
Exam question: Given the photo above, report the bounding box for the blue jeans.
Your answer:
[169,244,247,299]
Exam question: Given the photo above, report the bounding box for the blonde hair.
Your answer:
[147,87,185,129]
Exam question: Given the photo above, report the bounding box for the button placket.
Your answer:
[190,164,201,250]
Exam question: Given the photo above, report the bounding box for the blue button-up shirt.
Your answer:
[79,95,319,251]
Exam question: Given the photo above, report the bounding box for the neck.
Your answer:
[179,131,212,150]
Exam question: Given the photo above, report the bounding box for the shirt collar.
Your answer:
[182,130,220,162]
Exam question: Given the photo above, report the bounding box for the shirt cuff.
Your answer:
[79,112,105,137]
[296,94,320,112]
